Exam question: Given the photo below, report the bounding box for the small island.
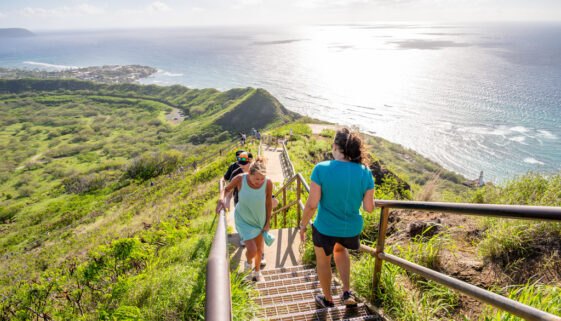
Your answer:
[0,28,35,37]
[0,65,157,84]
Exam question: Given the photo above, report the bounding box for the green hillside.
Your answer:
[1,79,559,321]
[0,79,286,320]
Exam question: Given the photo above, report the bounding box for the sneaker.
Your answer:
[315,294,334,308]
[251,270,263,282]
[243,261,252,273]
[342,291,357,306]
[260,253,266,267]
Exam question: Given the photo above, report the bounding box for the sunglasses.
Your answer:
[237,157,248,162]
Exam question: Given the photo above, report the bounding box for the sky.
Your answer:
[0,0,560,30]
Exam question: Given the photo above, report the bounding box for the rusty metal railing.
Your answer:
[205,180,232,321]
[362,201,561,321]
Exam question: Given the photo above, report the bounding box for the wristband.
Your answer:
[299,223,307,230]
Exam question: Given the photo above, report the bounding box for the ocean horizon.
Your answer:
[1,22,560,183]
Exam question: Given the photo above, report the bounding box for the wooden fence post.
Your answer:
[372,207,390,298]
[283,188,287,227]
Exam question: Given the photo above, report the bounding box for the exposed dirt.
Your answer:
[377,209,561,320]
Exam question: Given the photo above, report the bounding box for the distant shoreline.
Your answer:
[0,65,157,84]
[0,28,34,38]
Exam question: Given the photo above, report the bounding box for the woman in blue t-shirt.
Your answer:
[299,128,375,308]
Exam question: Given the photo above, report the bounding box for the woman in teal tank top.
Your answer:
[217,157,273,281]
[299,128,375,308]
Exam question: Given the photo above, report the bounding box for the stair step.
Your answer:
[257,303,375,321]
[263,269,317,281]
[257,274,319,289]
[259,280,337,297]
[261,265,315,276]
[254,286,342,306]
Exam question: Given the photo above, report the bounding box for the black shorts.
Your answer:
[312,224,360,256]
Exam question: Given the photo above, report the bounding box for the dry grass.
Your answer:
[417,171,441,201]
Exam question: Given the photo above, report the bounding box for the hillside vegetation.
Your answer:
[1,79,558,320]
[265,123,560,320]
[0,79,288,320]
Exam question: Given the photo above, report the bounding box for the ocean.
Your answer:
[1,23,560,183]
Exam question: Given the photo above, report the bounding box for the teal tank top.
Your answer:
[234,174,268,241]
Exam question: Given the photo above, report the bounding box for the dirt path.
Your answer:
[307,123,343,135]
[15,152,43,170]
[261,145,284,184]
[165,108,185,125]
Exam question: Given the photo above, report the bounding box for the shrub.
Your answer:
[0,205,21,223]
[319,128,335,138]
[63,173,105,194]
[18,186,34,198]
[124,150,184,180]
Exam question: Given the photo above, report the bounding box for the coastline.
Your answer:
[0,65,157,84]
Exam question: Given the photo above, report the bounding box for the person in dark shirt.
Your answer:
[230,152,253,205]
[222,150,249,210]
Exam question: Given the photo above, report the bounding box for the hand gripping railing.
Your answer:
[361,201,561,321]
[205,180,232,321]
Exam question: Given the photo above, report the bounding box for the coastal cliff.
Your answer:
[0,28,34,37]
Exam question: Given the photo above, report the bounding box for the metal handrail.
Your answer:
[363,202,561,321]
[275,143,561,320]
[374,200,561,221]
[205,180,232,321]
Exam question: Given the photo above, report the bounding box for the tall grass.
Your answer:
[352,249,459,321]
[479,282,561,320]
[470,172,561,261]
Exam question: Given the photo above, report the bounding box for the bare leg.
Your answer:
[253,233,264,272]
[333,243,351,291]
[245,239,257,264]
[314,246,333,301]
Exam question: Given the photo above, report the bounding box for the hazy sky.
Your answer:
[1,0,560,30]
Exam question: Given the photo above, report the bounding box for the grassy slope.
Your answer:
[1,79,558,320]
[0,80,286,320]
[268,122,560,320]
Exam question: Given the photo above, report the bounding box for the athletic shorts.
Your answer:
[312,224,360,256]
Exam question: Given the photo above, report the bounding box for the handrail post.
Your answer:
[283,188,287,228]
[372,206,390,298]
[297,176,302,224]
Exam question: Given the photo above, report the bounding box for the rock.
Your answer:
[407,220,441,238]
[370,160,411,198]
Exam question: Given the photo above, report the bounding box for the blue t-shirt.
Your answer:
[311,160,375,237]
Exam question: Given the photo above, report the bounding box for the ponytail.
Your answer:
[334,128,369,165]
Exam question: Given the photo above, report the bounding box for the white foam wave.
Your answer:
[162,72,183,77]
[459,126,510,136]
[537,130,557,139]
[23,61,78,70]
[157,69,183,77]
[509,136,526,144]
[524,157,544,165]
[510,126,529,133]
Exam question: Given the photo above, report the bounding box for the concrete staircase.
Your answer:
[251,265,382,321]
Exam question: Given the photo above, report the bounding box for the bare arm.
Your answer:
[216,175,242,213]
[263,179,273,231]
[299,181,321,241]
[362,188,375,213]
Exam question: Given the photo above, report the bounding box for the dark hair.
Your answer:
[334,128,368,165]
